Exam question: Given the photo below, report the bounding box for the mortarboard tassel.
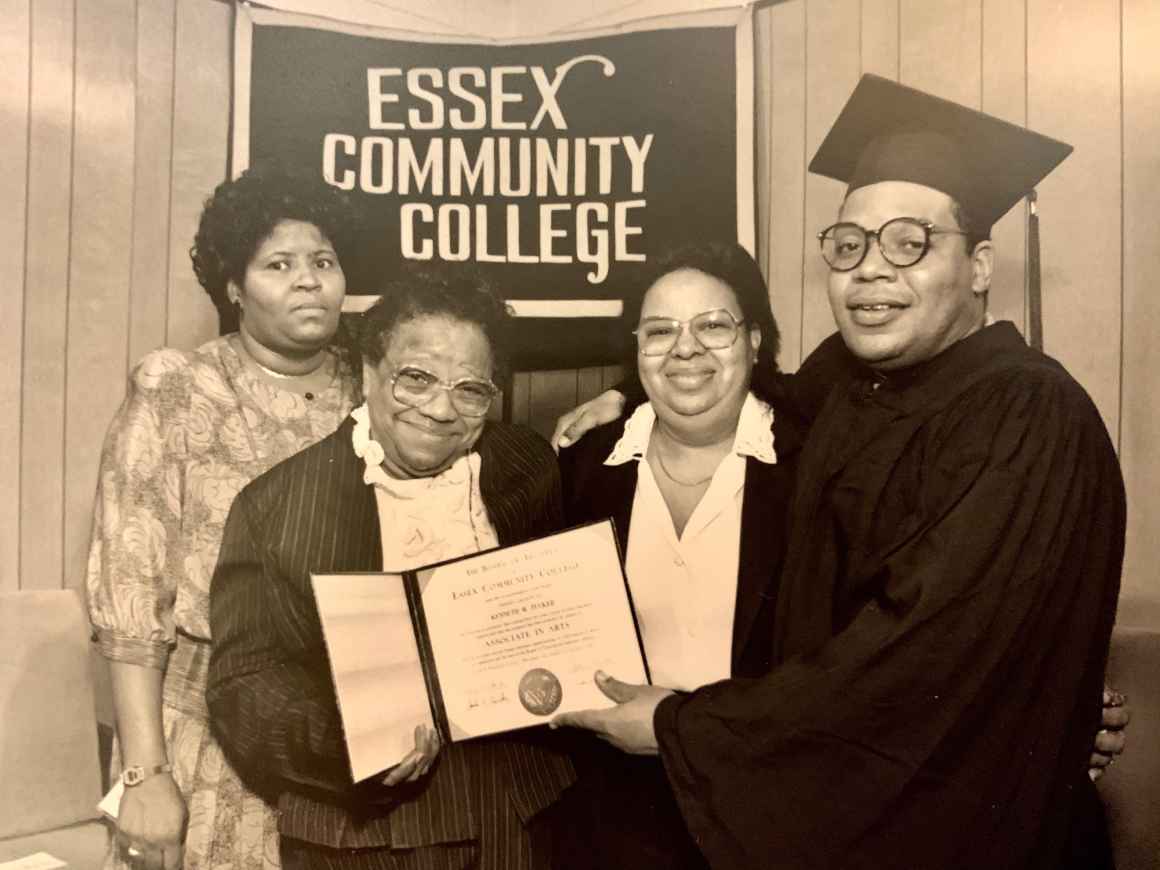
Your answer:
[1026,190,1042,351]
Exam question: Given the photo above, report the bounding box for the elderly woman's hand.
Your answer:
[551,390,626,451]
[382,725,442,786]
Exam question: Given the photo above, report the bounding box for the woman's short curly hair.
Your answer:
[190,163,357,332]
[357,264,513,383]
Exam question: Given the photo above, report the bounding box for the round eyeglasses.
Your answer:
[388,366,498,418]
[633,308,745,357]
[817,217,969,271]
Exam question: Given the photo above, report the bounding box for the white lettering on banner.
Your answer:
[400,203,433,258]
[323,134,356,189]
[490,66,526,131]
[398,138,442,195]
[528,55,616,130]
[499,137,532,197]
[321,135,654,198]
[407,69,445,129]
[622,136,653,194]
[362,138,394,193]
[448,68,487,129]
[540,204,570,264]
[327,54,657,284]
[364,56,613,132]
[367,68,404,130]
[576,203,608,283]
[398,202,646,284]
[536,139,568,197]
[449,138,494,196]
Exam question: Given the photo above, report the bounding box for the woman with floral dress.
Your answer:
[86,165,360,870]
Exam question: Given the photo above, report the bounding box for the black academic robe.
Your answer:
[653,323,1124,870]
[206,418,575,860]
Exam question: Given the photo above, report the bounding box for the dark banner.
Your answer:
[236,7,753,368]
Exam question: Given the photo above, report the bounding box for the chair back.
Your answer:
[0,589,103,839]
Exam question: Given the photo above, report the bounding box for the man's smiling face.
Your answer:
[827,180,992,370]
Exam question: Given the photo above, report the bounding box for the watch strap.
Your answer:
[122,762,173,787]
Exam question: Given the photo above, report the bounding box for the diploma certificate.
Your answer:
[312,520,647,781]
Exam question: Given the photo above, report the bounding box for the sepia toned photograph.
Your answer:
[1,1,1156,868]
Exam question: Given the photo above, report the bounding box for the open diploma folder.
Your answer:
[311,520,649,782]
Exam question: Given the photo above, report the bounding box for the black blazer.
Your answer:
[557,400,804,678]
[551,399,804,870]
[207,417,575,850]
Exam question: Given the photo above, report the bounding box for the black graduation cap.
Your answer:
[808,74,1072,236]
[808,74,1073,349]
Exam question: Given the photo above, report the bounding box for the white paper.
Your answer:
[97,779,124,821]
[420,521,647,738]
[311,573,435,782]
[312,522,646,778]
[0,853,68,870]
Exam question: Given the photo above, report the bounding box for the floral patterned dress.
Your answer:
[86,335,358,870]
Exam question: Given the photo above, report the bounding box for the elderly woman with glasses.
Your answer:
[554,242,805,870]
[206,267,575,870]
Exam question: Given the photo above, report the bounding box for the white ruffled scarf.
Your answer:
[350,404,497,569]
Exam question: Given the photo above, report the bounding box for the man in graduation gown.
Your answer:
[554,75,1125,869]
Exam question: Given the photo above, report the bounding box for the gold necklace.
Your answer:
[232,337,334,401]
[652,441,715,487]
[233,333,329,380]
[250,352,328,380]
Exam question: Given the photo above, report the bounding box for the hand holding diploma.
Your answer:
[381,725,441,786]
[551,670,674,756]
[312,521,650,779]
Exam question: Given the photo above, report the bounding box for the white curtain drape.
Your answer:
[249,0,752,39]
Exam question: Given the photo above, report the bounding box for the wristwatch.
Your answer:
[121,763,173,787]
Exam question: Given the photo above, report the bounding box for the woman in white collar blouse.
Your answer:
[557,242,804,870]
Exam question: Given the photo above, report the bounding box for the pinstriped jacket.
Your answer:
[206,416,576,850]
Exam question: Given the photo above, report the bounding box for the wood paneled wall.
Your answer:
[3,0,1158,626]
[4,0,229,597]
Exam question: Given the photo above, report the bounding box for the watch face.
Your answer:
[122,767,145,786]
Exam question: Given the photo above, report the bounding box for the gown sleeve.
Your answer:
[653,367,1125,869]
[85,350,191,670]
[770,330,857,427]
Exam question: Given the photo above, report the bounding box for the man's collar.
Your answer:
[604,392,777,466]
[848,321,1032,414]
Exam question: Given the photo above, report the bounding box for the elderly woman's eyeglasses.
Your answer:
[388,366,498,418]
[633,309,746,357]
[817,217,969,271]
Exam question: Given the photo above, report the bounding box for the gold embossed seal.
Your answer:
[518,668,563,715]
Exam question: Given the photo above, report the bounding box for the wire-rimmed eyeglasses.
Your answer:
[388,366,498,417]
[817,217,969,271]
[633,308,746,357]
